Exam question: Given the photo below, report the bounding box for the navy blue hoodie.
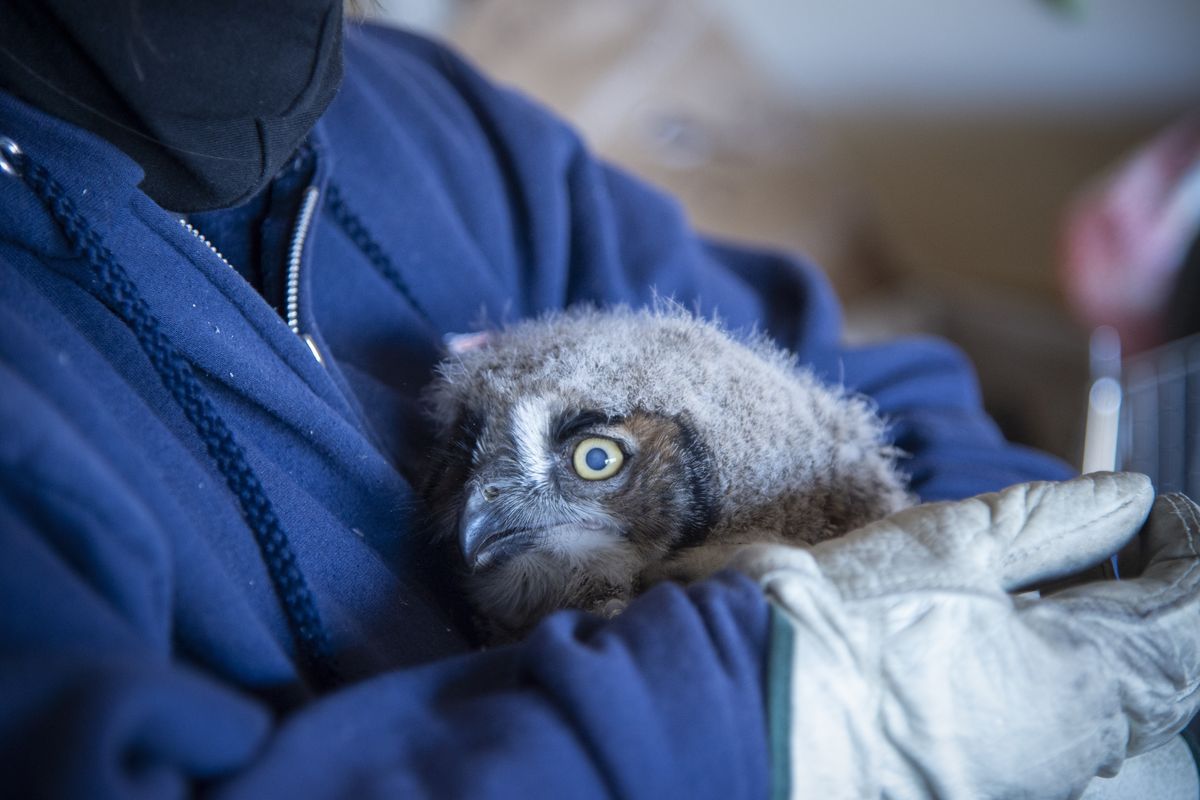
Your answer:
[0,23,1070,798]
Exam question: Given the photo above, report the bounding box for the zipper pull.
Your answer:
[301,332,325,366]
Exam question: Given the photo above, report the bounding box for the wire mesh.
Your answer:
[1118,332,1200,500]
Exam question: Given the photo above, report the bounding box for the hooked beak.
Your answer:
[458,487,526,569]
[457,486,617,569]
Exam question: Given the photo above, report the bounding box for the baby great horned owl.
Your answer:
[421,307,911,640]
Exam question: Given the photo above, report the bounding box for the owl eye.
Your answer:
[572,437,624,480]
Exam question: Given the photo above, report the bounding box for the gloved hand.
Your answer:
[729,472,1200,799]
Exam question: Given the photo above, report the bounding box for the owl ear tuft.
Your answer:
[444,331,493,354]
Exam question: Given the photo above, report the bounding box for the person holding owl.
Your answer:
[0,2,1197,798]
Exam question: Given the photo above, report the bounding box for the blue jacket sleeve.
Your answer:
[0,427,769,798]
[361,27,1072,500]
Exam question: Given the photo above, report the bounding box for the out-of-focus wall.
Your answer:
[709,0,1199,117]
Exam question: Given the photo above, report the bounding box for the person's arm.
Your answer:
[0,420,770,798]
[5,360,1193,799]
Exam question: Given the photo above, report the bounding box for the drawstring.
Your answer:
[0,138,339,690]
[325,180,436,329]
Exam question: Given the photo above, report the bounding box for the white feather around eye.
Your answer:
[509,396,555,485]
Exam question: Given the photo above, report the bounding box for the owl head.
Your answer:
[421,307,909,640]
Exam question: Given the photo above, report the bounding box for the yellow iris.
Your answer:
[572,437,624,480]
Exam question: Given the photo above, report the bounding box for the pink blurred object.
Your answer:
[1061,115,1200,352]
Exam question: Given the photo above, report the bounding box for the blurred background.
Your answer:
[366,0,1200,472]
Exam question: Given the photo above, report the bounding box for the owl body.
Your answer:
[422,307,910,639]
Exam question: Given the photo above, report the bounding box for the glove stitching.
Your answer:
[846,586,1011,608]
[1047,495,1200,617]
[1087,495,1200,613]
[1002,493,1143,575]
[1117,494,1200,611]
[1163,494,1199,559]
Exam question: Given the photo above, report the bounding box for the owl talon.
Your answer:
[599,597,627,618]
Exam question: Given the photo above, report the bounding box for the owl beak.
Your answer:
[458,488,520,568]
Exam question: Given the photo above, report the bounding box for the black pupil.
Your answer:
[585,447,609,471]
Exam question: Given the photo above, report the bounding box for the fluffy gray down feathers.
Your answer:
[424,306,912,635]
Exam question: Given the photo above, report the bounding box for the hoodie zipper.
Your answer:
[179,184,325,365]
[179,219,236,273]
[285,186,323,364]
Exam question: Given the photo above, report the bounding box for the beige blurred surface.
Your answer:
[451,0,888,299]
[372,0,1200,461]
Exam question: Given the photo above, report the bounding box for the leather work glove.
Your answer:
[730,472,1200,799]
